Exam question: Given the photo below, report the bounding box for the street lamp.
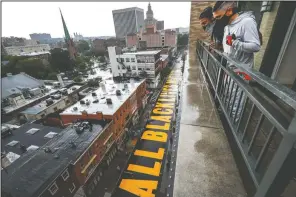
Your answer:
[261,1,273,12]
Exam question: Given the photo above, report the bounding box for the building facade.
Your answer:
[112,7,144,38]
[4,44,50,56]
[93,38,126,53]
[108,47,166,88]
[29,33,52,41]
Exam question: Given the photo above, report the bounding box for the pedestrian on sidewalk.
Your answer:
[116,165,121,172]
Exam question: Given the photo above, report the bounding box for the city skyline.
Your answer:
[2,2,191,39]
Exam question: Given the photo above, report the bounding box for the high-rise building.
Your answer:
[59,8,77,60]
[112,7,144,38]
[29,33,51,41]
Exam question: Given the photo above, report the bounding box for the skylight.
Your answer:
[26,128,40,135]
[7,140,19,147]
[44,132,58,139]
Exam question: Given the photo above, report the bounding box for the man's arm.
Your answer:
[232,18,261,53]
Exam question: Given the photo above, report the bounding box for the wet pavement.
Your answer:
[173,52,247,197]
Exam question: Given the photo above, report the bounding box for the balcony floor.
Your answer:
[173,52,247,197]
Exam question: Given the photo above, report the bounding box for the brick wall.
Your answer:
[189,1,214,67]
[254,2,280,70]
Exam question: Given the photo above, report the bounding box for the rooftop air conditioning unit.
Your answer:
[86,101,90,106]
[92,92,97,97]
[80,100,85,104]
[46,98,54,106]
[106,98,112,104]
[116,90,122,96]
[73,107,78,111]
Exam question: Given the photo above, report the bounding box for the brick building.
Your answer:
[92,37,126,53]
[1,120,113,197]
[60,79,147,145]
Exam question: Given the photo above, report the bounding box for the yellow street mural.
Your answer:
[112,69,182,197]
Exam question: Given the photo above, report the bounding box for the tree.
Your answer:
[177,33,189,47]
[49,48,74,72]
[77,40,90,53]
[73,76,82,83]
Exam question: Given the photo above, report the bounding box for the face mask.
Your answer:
[216,7,239,28]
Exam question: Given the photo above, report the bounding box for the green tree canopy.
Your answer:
[77,40,90,53]
[49,48,74,72]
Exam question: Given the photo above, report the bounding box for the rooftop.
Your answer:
[1,123,63,162]
[112,7,144,14]
[61,79,145,116]
[17,51,50,56]
[2,73,44,99]
[21,85,82,115]
[123,50,161,56]
[2,119,110,197]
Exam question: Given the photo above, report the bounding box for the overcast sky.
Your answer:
[2,2,191,39]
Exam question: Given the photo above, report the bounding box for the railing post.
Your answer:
[254,115,296,197]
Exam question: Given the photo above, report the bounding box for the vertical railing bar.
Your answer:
[226,80,236,112]
[255,127,276,171]
[247,113,265,154]
[214,67,222,99]
[224,75,232,105]
[229,85,239,117]
[219,72,226,97]
[221,75,229,102]
[232,90,244,122]
[242,104,255,142]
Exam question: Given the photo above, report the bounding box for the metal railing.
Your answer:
[196,40,296,197]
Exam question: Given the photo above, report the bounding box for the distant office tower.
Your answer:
[112,7,144,38]
[29,33,51,41]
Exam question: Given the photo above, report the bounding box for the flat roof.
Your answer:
[21,85,81,115]
[123,50,161,56]
[1,123,63,157]
[61,79,145,116]
[2,119,110,197]
[112,7,144,14]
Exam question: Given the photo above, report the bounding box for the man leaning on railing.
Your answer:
[210,1,261,121]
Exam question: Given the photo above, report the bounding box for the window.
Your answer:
[132,66,136,70]
[137,59,141,63]
[116,58,120,62]
[54,107,58,111]
[69,183,76,193]
[120,58,124,62]
[88,149,92,157]
[61,169,69,181]
[131,58,135,62]
[125,58,130,62]
[81,163,85,170]
[48,182,58,195]
[146,68,150,70]
[138,68,142,70]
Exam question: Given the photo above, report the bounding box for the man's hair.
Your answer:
[199,6,213,19]
[213,1,225,12]
[213,1,236,12]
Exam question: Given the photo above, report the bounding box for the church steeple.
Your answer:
[146,2,153,19]
[59,8,77,60]
[59,8,71,42]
